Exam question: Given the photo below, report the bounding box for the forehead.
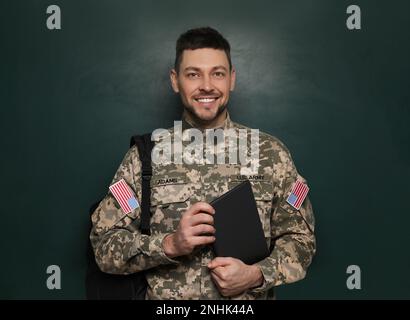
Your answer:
[180,48,229,70]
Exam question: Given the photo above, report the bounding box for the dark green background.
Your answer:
[1,0,409,299]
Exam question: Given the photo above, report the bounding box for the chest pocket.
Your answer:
[149,182,195,233]
[228,180,273,239]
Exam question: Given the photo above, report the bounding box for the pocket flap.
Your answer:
[150,183,194,206]
[228,180,272,201]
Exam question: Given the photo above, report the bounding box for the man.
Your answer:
[90,27,316,299]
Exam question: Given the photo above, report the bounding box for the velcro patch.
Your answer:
[286,180,309,210]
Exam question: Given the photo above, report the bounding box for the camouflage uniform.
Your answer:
[90,112,316,299]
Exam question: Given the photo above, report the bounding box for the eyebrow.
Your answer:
[183,65,228,72]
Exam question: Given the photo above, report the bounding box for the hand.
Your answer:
[163,202,215,258]
[207,257,264,297]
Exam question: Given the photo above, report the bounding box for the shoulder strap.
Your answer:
[130,133,155,236]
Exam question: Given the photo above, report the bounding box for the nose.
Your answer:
[199,74,214,92]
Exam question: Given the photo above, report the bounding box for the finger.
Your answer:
[187,202,215,216]
[190,224,215,236]
[210,270,224,287]
[210,266,225,279]
[211,271,230,296]
[190,213,214,226]
[190,235,215,246]
[208,257,233,269]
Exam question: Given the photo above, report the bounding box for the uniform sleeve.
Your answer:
[251,144,316,292]
[89,146,179,275]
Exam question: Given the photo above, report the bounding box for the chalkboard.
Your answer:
[1,0,409,299]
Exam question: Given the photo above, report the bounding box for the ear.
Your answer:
[230,67,236,91]
[170,69,179,93]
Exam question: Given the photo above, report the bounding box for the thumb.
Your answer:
[208,257,233,269]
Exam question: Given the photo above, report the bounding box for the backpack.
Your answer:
[85,133,154,300]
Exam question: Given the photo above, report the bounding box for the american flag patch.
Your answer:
[286,180,309,210]
[109,179,139,214]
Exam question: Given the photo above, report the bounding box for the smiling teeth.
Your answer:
[197,98,216,102]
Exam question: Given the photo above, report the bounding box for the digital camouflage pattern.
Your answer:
[90,112,316,299]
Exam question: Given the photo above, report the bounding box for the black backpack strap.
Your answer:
[86,134,154,300]
[130,133,154,236]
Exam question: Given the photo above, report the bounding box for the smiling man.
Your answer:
[170,45,235,128]
[90,27,316,299]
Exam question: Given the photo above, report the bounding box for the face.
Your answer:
[170,48,236,123]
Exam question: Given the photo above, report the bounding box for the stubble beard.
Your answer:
[184,103,227,126]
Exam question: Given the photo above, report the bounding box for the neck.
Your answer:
[183,109,228,130]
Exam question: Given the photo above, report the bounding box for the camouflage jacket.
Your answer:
[90,112,316,299]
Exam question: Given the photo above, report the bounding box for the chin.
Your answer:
[194,110,218,121]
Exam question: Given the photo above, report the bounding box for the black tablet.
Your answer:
[210,180,270,265]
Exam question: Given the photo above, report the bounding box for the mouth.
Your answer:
[194,96,220,107]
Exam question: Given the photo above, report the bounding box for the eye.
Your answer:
[213,71,226,78]
[187,72,200,79]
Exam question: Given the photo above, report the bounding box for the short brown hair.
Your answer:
[174,27,232,72]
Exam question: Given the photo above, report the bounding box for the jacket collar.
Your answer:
[181,110,233,131]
